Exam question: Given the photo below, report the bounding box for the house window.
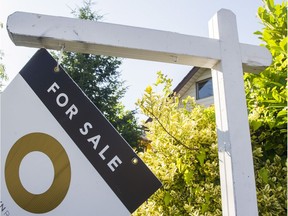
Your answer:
[196,78,213,99]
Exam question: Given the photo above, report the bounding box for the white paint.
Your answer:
[209,9,258,215]
[19,151,54,195]
[7,11,271,73]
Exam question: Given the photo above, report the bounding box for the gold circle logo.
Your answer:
[5,132,71,213]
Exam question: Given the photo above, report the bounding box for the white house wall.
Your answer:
[179,68,213,107]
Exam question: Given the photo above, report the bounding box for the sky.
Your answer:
[0,0,280,116]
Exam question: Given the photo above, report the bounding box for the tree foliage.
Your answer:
[0,22,8,90]
[55,1,142,150]
[245,0,287,214]
[246,0,287,160]
[133,0,287,215]
[0,50,7,90]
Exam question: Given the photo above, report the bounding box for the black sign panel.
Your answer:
[20,49,161,213]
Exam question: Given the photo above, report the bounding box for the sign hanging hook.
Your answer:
[54,44,65,72]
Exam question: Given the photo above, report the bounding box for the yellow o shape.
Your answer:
[5,132,71,213]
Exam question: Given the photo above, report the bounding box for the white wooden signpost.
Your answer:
[5,9,271,215]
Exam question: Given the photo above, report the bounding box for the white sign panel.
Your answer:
[1,49,161,215]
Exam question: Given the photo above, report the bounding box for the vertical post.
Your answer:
[209,9,258,215]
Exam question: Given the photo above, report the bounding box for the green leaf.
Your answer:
[277,109,287,117]
[196,149,206,166]
[184,170,194,185]
[250,120,262,131]
[163,192,172,206]
[258,167,269,184]
[279,37,287,52]
[176,158,186,173]
[267,0,275,12]
[201,203,209,213]
[254,30,263,35]
[205,194,211,203]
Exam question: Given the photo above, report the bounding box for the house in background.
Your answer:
[174,67,213,107]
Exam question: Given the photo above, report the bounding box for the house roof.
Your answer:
[173,67,200,93]
[173,67,209,97]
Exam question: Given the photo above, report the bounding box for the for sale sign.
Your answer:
[0,49,161,215]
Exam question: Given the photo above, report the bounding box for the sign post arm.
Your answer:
[7,12,271,73]
[209,9,258,215]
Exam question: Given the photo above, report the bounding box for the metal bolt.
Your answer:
[131,157,138,165]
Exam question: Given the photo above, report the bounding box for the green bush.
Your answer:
[133,1,287,215]
[135,74,221,215]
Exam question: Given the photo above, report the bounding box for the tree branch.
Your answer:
[142,105,199,151]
